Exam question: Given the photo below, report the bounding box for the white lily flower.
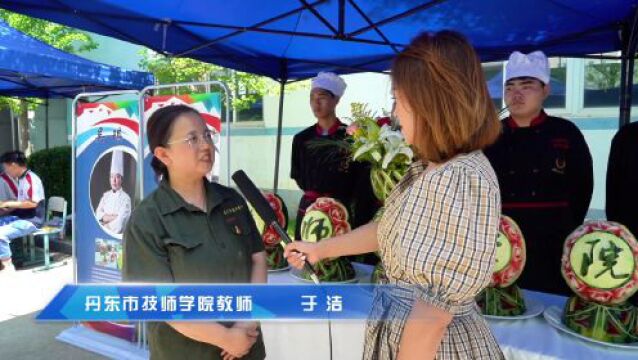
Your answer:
[353,142,377,161]
[382,144,413,169]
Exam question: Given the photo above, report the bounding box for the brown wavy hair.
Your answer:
[392,31,500,163]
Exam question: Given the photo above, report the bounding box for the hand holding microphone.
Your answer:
[283,241,324,270]
[231,170,321,284]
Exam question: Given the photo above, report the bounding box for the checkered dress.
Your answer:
[363,151,504,360]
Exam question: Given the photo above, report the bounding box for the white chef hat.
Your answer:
[505,51,550,85]
[110,150,124,176]
[311,72,347,98]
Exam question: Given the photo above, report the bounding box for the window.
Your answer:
[545,58,567,109]
[483,62,504,111]
[582,53,637,108]
[236,97,263,122]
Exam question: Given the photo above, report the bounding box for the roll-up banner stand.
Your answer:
[60,82,231,359]
[60,90,148,359]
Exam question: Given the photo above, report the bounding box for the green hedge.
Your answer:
[27,146,71,212]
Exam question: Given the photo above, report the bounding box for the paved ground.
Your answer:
[0,257,107,360]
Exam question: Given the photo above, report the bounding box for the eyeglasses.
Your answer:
[166,130,219,148]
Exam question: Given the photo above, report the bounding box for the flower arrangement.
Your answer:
[346,103,413,202]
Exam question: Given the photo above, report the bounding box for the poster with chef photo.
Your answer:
[73,100,141,345]
[74,101,139,283]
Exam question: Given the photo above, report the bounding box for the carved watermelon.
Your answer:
[370,207,387,284]
[266,244,288,270]
[561,221,638,305]
[476,216,527,316]
[563,295,637,344]
[371,261,388,284]
[300,197,355,282]
[477,284,526,316]
[247,192,289,270]
[248,192,288,246]
[492,216,526,288]
[370,167,405,202]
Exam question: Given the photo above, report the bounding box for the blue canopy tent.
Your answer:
[3,0,636,188]
[0,20,153,97]
[0,19,154,147]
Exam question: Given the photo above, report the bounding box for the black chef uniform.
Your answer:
[484,110,594,295]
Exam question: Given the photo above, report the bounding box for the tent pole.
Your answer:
[338,0,345,37]
[45,98,50,149]
[10,107,16,150]
[273,80,286,194]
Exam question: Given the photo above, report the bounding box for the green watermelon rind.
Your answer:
[563,296,638,344]
[371,261,388,284]
[266,245,288,270]
[301,257,356,282]
[477,284,526,317]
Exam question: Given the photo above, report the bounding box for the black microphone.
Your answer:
[232,170,320,284]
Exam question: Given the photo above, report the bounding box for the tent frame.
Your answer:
[5,0,638,191]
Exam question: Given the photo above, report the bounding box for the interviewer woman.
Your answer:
[285,31,504,360]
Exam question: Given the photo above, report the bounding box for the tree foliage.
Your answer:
[0,10,98,112]
[139,51,308,112]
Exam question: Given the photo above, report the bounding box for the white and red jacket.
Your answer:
[0,170,45,220]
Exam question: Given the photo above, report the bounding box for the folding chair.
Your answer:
[26,196,68,271]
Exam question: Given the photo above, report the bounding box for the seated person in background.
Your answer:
[0,151,46,272]
[96,150,131,234]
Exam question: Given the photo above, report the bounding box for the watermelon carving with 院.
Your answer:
[561,220,638,343]
[561,221,638,304]
[299,197,355,282]
[478,216,527,316]
[248,192,289,270]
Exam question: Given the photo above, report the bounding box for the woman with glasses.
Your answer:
[123,105,267,360]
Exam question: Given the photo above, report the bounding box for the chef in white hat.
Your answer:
[96,150,132,234]
[484,50,593,295]
[290,72,378,242]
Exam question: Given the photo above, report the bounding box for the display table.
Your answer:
[490,290,637,360]
[263,264,638,360]
[262,263,371,360]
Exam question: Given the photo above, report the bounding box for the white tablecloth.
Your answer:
[262,263,370,360]
[263,264,638,360]
[489,290,637,360]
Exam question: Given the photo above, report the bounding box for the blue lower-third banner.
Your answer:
[37,284,383,321]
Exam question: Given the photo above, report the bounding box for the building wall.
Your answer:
[31,99,71,150]
[77,32,146,71]
[0,108,17,154]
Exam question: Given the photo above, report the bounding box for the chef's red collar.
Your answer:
[315,119,344,135]
[507,110,547,129]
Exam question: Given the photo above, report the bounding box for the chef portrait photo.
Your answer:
[91,149,135,237]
